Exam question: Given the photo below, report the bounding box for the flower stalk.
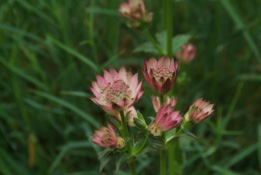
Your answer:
[119,110,132,153]
[160,149,167,175]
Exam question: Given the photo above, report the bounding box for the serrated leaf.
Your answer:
[172,35,191,54]
[98,148,112,160]
[133,42,157,54]
[134,31,191,55]
[116,154,130,172]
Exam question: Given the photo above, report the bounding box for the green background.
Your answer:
[0,0,260,174]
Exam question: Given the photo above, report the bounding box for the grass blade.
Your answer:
[33,90,99,128]
[47,35,99,71]
[220,0,261,63]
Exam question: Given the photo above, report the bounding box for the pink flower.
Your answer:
[151,95,177,112]
[119,0,153,28]
[143,56,178,94]
[149,105,183,136]
[116,106,138,127]
[90,66,143,117]
[176,43,196,63]
[185,98,214,123]
[91,124,125,149]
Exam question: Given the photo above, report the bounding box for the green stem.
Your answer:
[144,29,164,55]
[166,0,173,56]
[127,160,137,175]
[119,111,137,174]
[119,111,132,153]
[160,149,167,175]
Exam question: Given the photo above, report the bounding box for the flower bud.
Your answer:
[176,43,196,64]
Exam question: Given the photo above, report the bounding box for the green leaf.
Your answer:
[132,138,145,155]
[0,57,49,90]
[220,0,261,63]
[116,154,130,172]
[98,148,113,160]
[134,31,191,55]
[99,155,113,172]
[47,35,99,71]
[172,35,191,54]
[164,128,176,143]
[33,90,100,128]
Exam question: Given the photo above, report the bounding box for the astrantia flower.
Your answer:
[176,43,196,64]
[91,124,125,149]
[143,56,178,94]
[184,98,214,124]
[149,105,183,136]
[119,0,153,28]
[90,66,143,117]
[151,95,177,112]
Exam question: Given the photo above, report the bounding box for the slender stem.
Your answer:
[119,111,137,174]
[160,149,167,175]
[166,0,173,56]
[127,160,137,175]
[120,111,132,153]
[144,29,164,55]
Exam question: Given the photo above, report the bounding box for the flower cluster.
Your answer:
[119,0,153,28]
[89,55,214,175]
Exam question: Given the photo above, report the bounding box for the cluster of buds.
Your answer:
[119,0,153,28]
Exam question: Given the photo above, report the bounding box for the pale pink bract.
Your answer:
[143,56,178,95]
[91,124,125,149]
[149,105,183,136]
[176,43,196,63]
[119,0,153,27]
[90,66,143,117]
[185,98,214,123]
[151,95,177,112]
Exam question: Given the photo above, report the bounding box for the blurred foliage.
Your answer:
[0,0,261,174]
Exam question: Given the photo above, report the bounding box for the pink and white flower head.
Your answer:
[176,43,196,64]
[185,98,214,124]
[116,106,138,127]
[151,95,177,112]
[119,0,153,28]
[90,66,143,117]
[149,105,183,136]
[91,124,125,149]
[143,56,178,95]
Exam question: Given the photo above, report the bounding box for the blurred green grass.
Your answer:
[0,0,261,174]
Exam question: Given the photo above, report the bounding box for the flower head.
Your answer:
[91,124,125,149]
[90,66,143,117]
[143,56,178,94]
[149,105,183,136]
[176,43,196,63]
[119,0,153,28]
[185,98,214,124]
[151,95,177,112]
